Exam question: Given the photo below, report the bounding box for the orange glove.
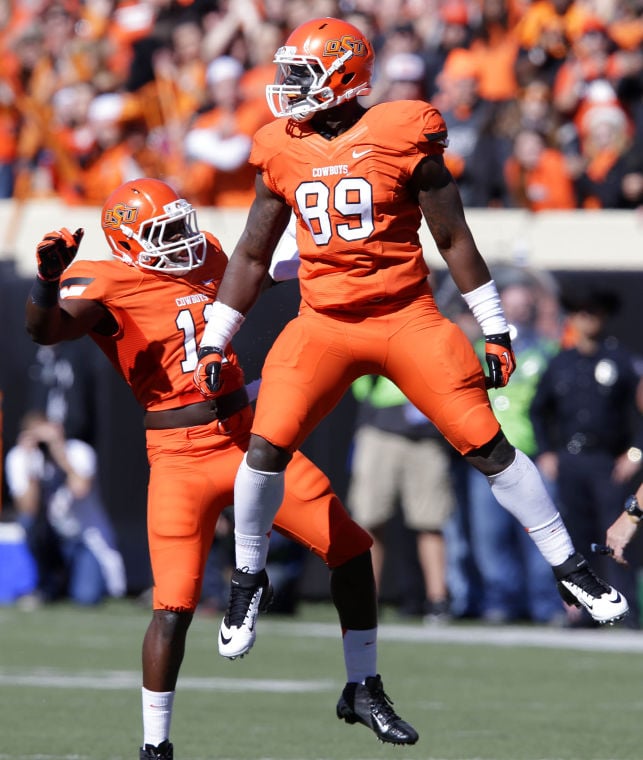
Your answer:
[36,228,84,281]
[484,333,516,389]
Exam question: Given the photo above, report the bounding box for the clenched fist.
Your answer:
[193,346,224,396]
[484,332,516,389]
[36,227,84,282]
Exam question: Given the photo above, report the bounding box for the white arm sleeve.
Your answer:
[268,214,300,282]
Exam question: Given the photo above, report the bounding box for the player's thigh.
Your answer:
[253,313,356,451]
[400,437,455,531]
[387,310,499,454]
[146,428,242,610]
[274,450,372,569]
[346,426,403,529]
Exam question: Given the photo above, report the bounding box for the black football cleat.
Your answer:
[336,674,419,745]
[139,740,173,760]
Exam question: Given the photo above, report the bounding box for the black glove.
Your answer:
[36,227,84,281]
[193,346,224,396]
[484,332,516,389]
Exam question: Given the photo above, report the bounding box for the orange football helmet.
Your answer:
[266,17,374,122]
[101,178,206,274]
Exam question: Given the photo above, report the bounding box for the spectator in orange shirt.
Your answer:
[424,0,473,99]
[504,127,577,209]
[575,101,643,209]
[514,0,588,88]
[373,51,428,104]
[76,93,160,205]
[0,78,19,198]
[238,18,282,123]
[364,21,427,106]
[517,0,592,57]
[469,0,520,103]
[492,78,580,193]
[147,15,208,134]
[181,55,271,207]
[433,49,503,206]
[47,82,97,201]
[553,17,625,120]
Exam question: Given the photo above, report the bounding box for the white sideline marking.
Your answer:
[0,756,582,760]
[263,620,643,653]
[0,670,334,691]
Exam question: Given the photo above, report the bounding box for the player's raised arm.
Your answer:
[25,227,111,344]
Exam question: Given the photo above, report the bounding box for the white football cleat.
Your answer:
[553,552,629,624]
[218,567,273,659]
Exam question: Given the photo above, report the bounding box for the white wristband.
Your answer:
[461,280,508,337]
[200,300,245,349]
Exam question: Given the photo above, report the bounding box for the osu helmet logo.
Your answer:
[323,35,367,58]
[103,203,139,229]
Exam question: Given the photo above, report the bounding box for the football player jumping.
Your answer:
[25,178,418,759]
[195,16,629,661]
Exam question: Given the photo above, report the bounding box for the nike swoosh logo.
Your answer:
[352,149,371,158]
[220,632,232,645]
[609,591,623,604]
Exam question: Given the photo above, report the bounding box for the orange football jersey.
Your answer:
[250,100,448,311]
[59,234,244,412]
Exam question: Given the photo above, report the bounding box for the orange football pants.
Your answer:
[145,406,372,611]
[253,293,500,454]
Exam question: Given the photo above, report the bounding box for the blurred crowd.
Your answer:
[1,0,642,211]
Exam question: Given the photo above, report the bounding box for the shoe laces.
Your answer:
[365,677,400,724]
[225,569,263,627]
[565,564,611,598]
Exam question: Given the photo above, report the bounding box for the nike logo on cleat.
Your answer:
[220,632,232,645]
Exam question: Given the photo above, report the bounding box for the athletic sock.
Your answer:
[526,513,575,567]
[233,453,285,573]
[488,449,574,566]
[142,687,174,747]
[342,627,378,683]
[235,531,270,573]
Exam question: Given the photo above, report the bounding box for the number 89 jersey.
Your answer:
[250,99,448,313]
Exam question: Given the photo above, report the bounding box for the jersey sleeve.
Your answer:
[378,100,448,158]
[59,259,132,305]
[249,121,288,197]
[415,101,449,156]
[248,122,274,171]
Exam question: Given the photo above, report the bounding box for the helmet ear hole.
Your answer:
[341,72,355,85]
[120,240,131,251]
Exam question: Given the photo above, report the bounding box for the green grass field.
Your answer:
[1,599,643,760]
